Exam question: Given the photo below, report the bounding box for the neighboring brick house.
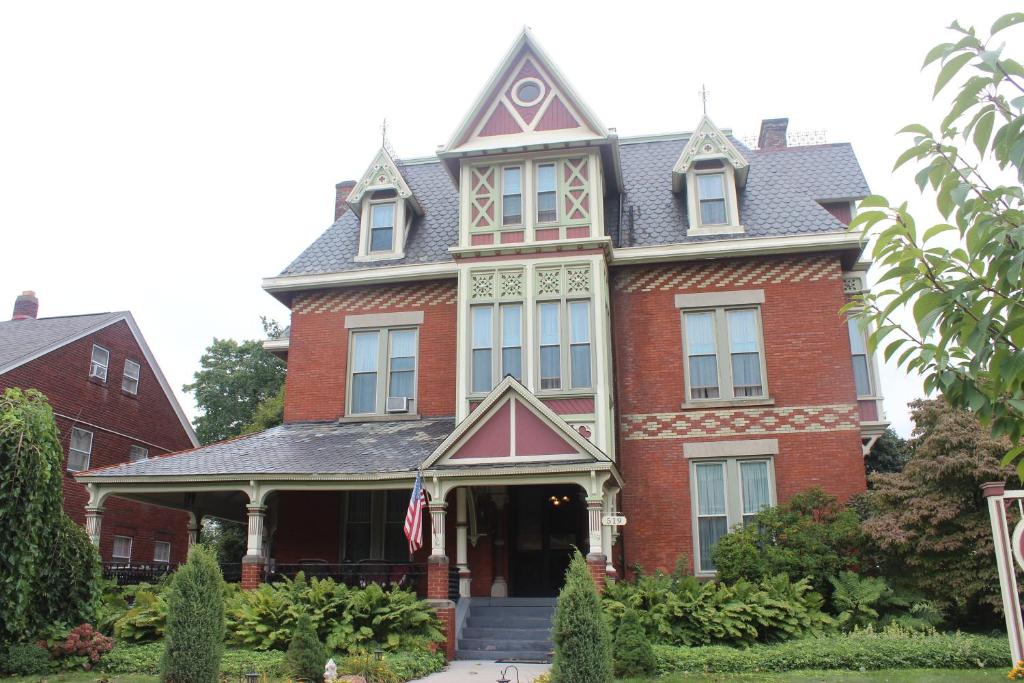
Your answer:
[0,292,198,565]
[78,30,886,659]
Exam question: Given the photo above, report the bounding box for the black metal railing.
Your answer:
[266,561,426,593]
[449,564,460,603]
[102,562,177,585]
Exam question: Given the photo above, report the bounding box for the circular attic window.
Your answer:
[512,78,545,107]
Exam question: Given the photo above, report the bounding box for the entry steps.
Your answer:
[457,597,556,661]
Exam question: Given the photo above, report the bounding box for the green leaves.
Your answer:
[992,13,1024,36]
[934,52,973,97]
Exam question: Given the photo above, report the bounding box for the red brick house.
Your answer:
[0,292,198,567]
[77,31,886,658]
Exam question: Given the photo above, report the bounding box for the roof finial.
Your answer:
[698,84,710,115]
[380,118,398,160]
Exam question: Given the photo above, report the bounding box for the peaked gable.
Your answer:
[672,115,749,192]
[423,376,611,467]
[346,147,422,214]
[442,29,609,155]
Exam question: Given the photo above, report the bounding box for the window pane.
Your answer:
[501,305,521,346]
[352,374,378,413]
[113,536,132,560]
[727,310,759,353]
[853,356,871,395]
[503,167,522,225]
[700,199,727,225]
[732,353,763,396]
[570,344,591,388]
[537,164,556,192]
[371,203,394,228]
[389,330,416,363]
[345,525,371,561]
[540,347,561,389]
[502,348,522,380]
[129,445,149,462]
[71,428,93,454]
[472,349,492,392]
[698,517,728,572]
[472,307,493,348]
[92,345,109,366]
[537,164,557,223]
[352,332,380,372]
[124,360,140,379]
[539,303,560,345]
[503,167,521,194]
[695,463,726,515]
[698,173,725,199]
[154,541,170,563]
[370,227,393,252]
[740,461,771,519]
[847,318,867,354]
[348,491,372,522]
[569,301,590,343]
[685,312,716,355]
[389,371,414,399]
[689,356,719,398]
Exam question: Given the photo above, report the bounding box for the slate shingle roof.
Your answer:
[0,312,123,371]
[279,136,869,278]
[81,418,457,478]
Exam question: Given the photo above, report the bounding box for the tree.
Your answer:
[184,337,285,445]
[861,399,1015,628]
[611,608,655,678]
[285,612,327,680]
[200,518,247,565]
[161,545,225,683]
[846,12,1024,474]
[866,428,913,475]
[241,385,285,435]
[0,388,99,642]
[550,551,612,683]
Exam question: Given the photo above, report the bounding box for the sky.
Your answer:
[1,0,1019,438]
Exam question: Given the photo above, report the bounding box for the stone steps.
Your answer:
[457,598,555,662]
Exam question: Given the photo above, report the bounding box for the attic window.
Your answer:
[370,203,395,252]
[512,78,545,107]
[698,174,728,225]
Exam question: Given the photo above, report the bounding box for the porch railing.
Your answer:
[102,562,177,585]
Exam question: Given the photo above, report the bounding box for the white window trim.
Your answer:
[847,317,878,399]
[153,540,171,564]
[122,359,141,395]
[67,427,93,472]
[90,344,109,381]
[689,455,776,576]
[112,535,133,562]
[686,165,744,236]
[346,326,420,416]
[678,296,769,406]
[129,445,149,462]
[534,298,594,395]
[355,197,410,262]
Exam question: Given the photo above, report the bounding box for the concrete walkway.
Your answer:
[412,660,551,682]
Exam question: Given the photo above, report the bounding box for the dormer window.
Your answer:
[346,147,423,262]
[673,115,748,237]
[502,167,522,226]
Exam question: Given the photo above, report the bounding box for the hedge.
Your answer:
[653,628,1009,674]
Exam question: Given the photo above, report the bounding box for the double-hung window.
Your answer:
[153,541,171,564]
[129,445,149,462]
[90,345,109,381]
[536,163,557,223]
[697,172,727,225]
[122,359,141,394]
[679,292,767,403]
[471,303,524,394]
[343,491,411,562]
[692,457,774,573]
[68,427,93,472]
[502,167,522,226]
[537,299,592,391]
[848,318,872,396]
[349,327,418,415]
[370,203,395,252]
[112,535,133,562]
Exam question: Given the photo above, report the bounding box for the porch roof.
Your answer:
[77,418,457,479]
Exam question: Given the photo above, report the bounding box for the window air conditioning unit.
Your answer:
[386,396,410,413]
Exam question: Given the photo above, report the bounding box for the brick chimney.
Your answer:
[758,118,789,150]
[12,291,39,320]
[335,180,357,221]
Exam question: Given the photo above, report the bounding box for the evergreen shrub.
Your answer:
[612,608,655,678]
[285,611,327,680]
[550,551,612,683]
[160,545,225,683]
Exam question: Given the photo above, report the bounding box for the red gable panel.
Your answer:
[451,400,512,458]
[479,102,523,137]
[535,95,580,132]
[515,402,580,456]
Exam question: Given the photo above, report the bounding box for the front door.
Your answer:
[509,485,585,597]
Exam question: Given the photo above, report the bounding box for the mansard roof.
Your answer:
[278,136,869,278]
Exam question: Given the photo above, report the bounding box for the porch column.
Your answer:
[586,496,607,592]
[490,492,509,598]
[456,488,471,598]
[85,505,104,548]
[187,513,201,548]
[242,505,266,590]
[426,498,455,661]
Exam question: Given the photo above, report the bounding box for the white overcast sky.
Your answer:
[2,0,1019,438]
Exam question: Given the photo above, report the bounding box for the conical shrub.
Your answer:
[160,545,225,683]
[612,608,655,678]
[550,550,612,683]
[285,611,327,680]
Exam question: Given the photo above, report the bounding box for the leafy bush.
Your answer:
[115,586,168,642]
[612,609,655,678]
[381,649,444,680]
[44,623,114,670]
[652,625,1008,674]
[286,612,327,680]
[36,514,102,629]
[551,551,612,683]
[603,570,831,647]
[711,488,864,595]
[226,573,442,653]
[1,641,55,675]
[829,571,943,632]
[161,545,225,683]
[99,643,287,676]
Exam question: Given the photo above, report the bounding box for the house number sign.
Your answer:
[602,514,627,527]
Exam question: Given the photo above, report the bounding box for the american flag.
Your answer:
[404,471,427,555]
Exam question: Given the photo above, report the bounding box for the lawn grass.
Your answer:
[5,677,157,683]
[618,669,1008,682]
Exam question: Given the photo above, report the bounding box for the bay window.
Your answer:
[537,299,592,392]
[471,303,524,394]
[348,327,418,415]
[848,318,872,396]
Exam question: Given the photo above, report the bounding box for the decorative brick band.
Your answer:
[292,281,457,314]
[614,255,841,294]
[621,403,859,440]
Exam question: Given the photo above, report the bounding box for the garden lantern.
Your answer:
[373,647,384,661]
[496,664,519,683]
[244,667,259,683]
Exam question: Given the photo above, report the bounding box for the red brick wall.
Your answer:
[0,319,194,563]
[611,253,866,575]
[284,280,458,422]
